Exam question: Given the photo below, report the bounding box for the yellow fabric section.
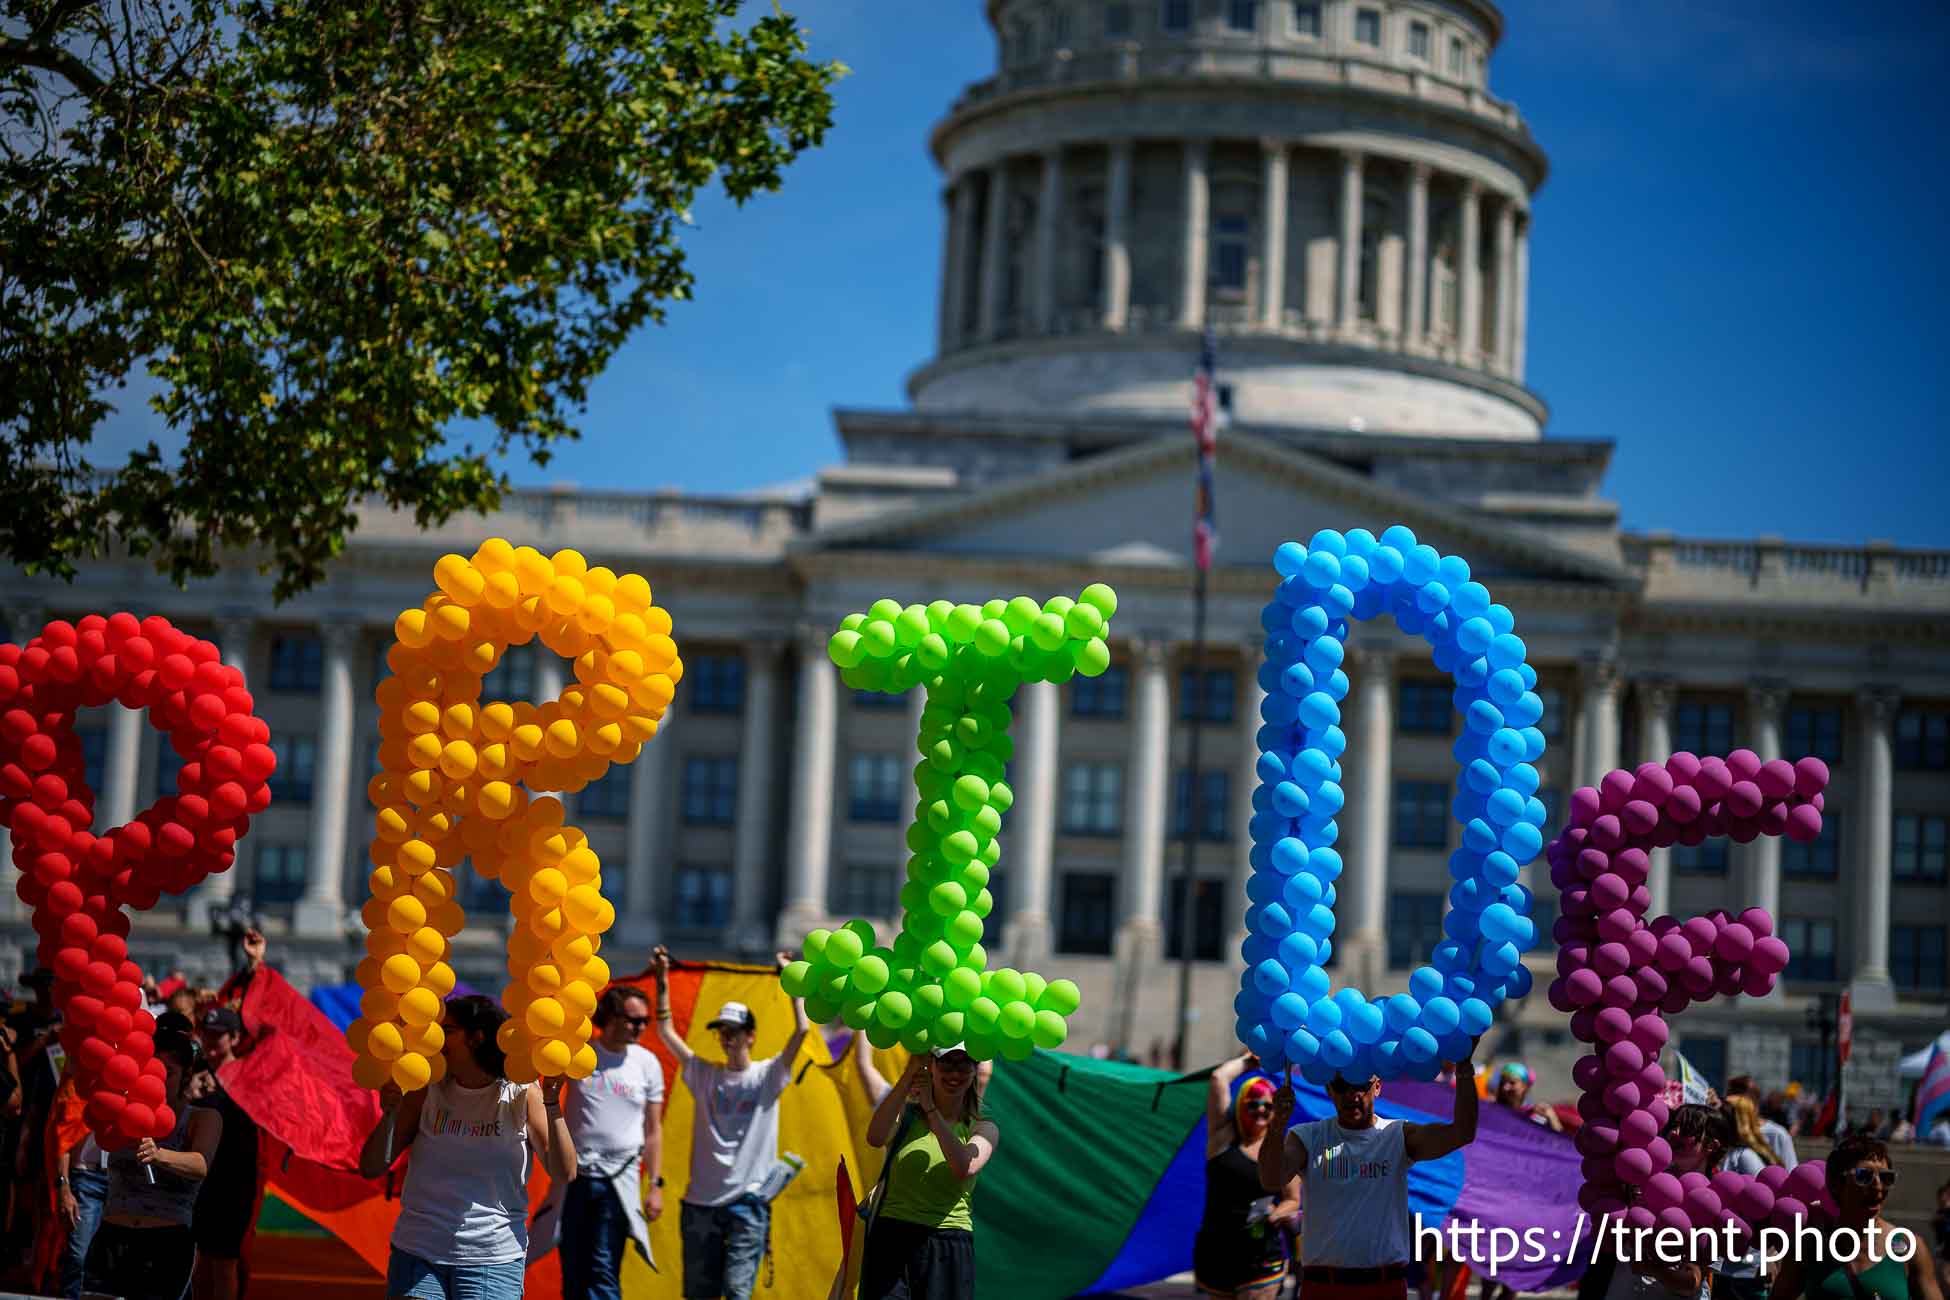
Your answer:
[624,969,881,1299]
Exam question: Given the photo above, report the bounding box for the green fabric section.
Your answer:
[971,1051,1210,1297]
[257,1189,331,1235]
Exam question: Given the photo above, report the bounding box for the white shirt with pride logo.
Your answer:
[564,1043,666,1172]
[681,1055,790,1207]
[1290,1115,1414,1267]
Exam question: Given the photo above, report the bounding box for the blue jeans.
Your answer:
[679,1196,769,1300]
[384,1249,526,1300]
[56,1164,109,1300]
[560,1174,629,1300]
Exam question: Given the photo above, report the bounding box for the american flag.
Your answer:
[1191,327,1225,572]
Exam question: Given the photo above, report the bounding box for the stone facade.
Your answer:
[3,1,1947,1112]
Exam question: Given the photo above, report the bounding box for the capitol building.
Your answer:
[5,0,1947,1109]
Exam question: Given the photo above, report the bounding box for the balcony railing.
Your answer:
[1627,534,1950,594]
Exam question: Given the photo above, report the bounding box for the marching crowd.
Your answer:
[3,928,1948,1300]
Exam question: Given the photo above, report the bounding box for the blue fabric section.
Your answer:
[1080,1074,1467,1296]
[308,981,484,1032]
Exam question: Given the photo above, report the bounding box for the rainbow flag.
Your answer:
[1917,1040,1950,1132]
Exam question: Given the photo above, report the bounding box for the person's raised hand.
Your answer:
[135,1137,161,1166]
[775,950,796,973]
[378,1082,405,1112]
[1270,1075,1297,1126]
[649,946,671,983]
[242,929,267,967]
[540,1074,567,1108]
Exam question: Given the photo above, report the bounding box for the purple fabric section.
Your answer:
[1387,1081,1590,1291]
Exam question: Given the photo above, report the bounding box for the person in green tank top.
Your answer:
[1775,1134,1944,1300]
[857,1043,1000,1300]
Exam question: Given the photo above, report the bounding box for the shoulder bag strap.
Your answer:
[861,1104,917,1223]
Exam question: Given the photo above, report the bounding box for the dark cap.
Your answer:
[20,968,55,987]
[201,1006,244,1035]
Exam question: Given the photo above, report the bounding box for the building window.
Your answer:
[1292,1,1321,36]
[686,654,745,715]
[1789,1039,1831,1091]
[1071,665,1128,718]
[1531,893,1559,951]
[1896,709,1949,771]
[579,764,632,820]
[156,741,186,798]
[848,753,904,824]
[673,866,730,930]
[1407,19,1430,60]
[1353,8,1380,46]
[986,866,1009,921]
[833,864,898,919]
[1783,811,1840,878]
[268,634,323,693]
[1895,815,1948,882]
[1166,878,1225,961]
[1063,764,1124,835]
[482,643,538,701]
[681,757,738,826]
[1050,6,1072,47]
[1179,668,1236,724]
[1212,215,1250,292]
[1398,681,1454,736]
[255,844,308,906]
[852,688,906,711]
[1448,34,1466,75]
[1536,687,1566,740]
[1675,700,1736,757]
[268,734,318,804]
[1388,892,1444,969]
[77,727,107,799]
[1227,0,1257,32]
[1780,917,1836,984]
[1892,925,1947,992]
[1393,780,1449,849]
[1106,2,1133,37]
[1172,769,1231,841]
[1786,706,1844,766]
[1059,873,1115,954]
[1537,789,1564,839]
[1675,1037,1727,1091]
[460,869,507,912]
[1161,0,1192,32]
[1673,839,1729,876]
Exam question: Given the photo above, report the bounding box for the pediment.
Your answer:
[803,432,1634,589]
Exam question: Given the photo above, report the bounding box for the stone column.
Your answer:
[1178,138,1210,330]
[945,176,977,350]
[1103,139,1133,330]
[937,179,966,354]
[1003,678,1059,967]
[1034,147,1065,336]
[1345,646,1394,989]
[1743,683,1786,931]
[1259,139,1289,330]
[1493,197,1516,374]
[1459,181,1482,366]
[1113,639,1171,1047]
[1512,214,1531,381]
[1337,149,1365,333]
[295,620,359,936]
[1636,679,1675,918]
[620,702,675,946]
[1229,647,1267,941]
[1579,654,1621,790]
[1851,688,1899,1008]
[1405,162,1430,352]
[778,630,838,943]
[190,616,255,926]
[99,702,144,833]
[533,652,572,818]
[978,161,1011,342]
[723,639,784,953]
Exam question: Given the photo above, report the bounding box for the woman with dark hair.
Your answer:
[359,994,577,1300]
[84,1028,223,1300]
[1774,1134,1944,1300]
[1578,1104,1730,1300]
[858,1043,1000,1300]
[1195,1051,1301,1300]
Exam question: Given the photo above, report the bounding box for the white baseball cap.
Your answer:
[707,1001,755,1031]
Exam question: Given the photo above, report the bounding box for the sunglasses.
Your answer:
[1849,1167,1898,1189]
[934,1055,976,1072]
[1242,1100,1275,1114]
[622,1016,651,1029]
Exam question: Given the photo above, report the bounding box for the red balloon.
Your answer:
[90,933,127,965]
[77,1035,115,1073]
[118,1102,156,1139]
[51,945,90,983]
[79,960,116,997]
[96,1006,132,1042]
[102,1053,140,1090]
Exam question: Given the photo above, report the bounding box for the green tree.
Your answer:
[1,0,841,599]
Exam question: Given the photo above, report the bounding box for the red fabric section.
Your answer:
[223,967,380,1171]
[30,1075,91,1289]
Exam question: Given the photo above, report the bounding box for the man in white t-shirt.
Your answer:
[1261,1041,1481,1300]
[650,946,809,1300]
[556,984,667,1300]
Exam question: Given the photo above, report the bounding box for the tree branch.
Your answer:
[0,37,112,102]
[27,0,101,47]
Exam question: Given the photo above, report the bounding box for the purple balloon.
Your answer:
[1786,1161,1827,1199]
[1679,1171,1711,1193]
[1593,942,1630,976]
[1591,814,1624,851]
[1598,908,1639,942]
[1666,751,1703,785]
[1567,967,1605,1006]
[1591,873,1629,910]
[1727,780,1764,818]
[1740,968,1777,998]
[1642,1171,1684,1211]
[1666,784,1703,823]
[1733,1180,1777,1224]
[1616,1147,1655,1184]
[1577,847,1612,880]
[1655,932,1693,972]
[1771,1196,1809,1226]
[1715,922,1756,963]
[1620,1108,1660,1148]
[1603,974,1640,1008]
[1605,1040,1645,1076]
[1757,759,1796,799]
[1600,769,1636,813]
[1738,907,1773,939]
[1633,763,1676,806]
[1635,967,1670,1002]
[1586,1123,1620,1154]
[1625,1205,1658,1235]
[1683,916,1719,954]
[1685,1186,1724,1226]
[1727,749,1762,782]
[1573,1055,1604,1091]
[1756,1164,1792,1192]
[1595,1006,1634,1042]
[1626,926,1660,963]
[1631,1015,1670,1053]
[1569,786,1602,828]
[1622,800,1660,836]
[1695,757,1732,801]
[1629,884,1652,915]
[1643,1135,1672,1170]
[1794,757,1830,798]
[1604,1079,1644,1116]
[1681,957,1717,995]
[1750,936,1790,975]
[1758,802,1789,835]
[1656,1206,1694,1238]
[1613,848,1650,885]
[1785,803,1823,844]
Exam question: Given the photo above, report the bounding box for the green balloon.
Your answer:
[1042,594,1075,616]
[972,806,1002,838]
[851,954,890,996]
[977,839,1001,869]
[945,909,984,948]
[1003,595,1041,633]
[969,889,993,920]
[844,919,877,945]
[1079,583,1119,619]
[892,931,921,962]
[840,612,868,632]
[943,967,981,1009]
[828,629,865,668]
[963,942,988,970]
[840,998,877,1031]
[998,1000,1035,1039]
[868,597,904,622]
[780,960,814,998]
[941,831,978,866]
[1022,971,1048,1006]
[895,605,930,646]
[826,929,863,969]
[1031,1009,1068,1049]
[980,598,1009,620]
[803,929,832,963]
[867,1022,902,1050]
[1063,602,1103,640]
[967,996,1000,1033]
[913,983,946,1020]
[945,604,983,643]
[917,634,949,670]
[973,619,1011,656]
[951,774,989,811]
[933,1010,966,1044]
[987,968,1026,1004]
[819,972,849,1004]
[1029,612,1067,651]
[862,620,896,657]
[988,781,1015,813]
[1039,978,1081,1017]
[928,881,967,916]
[1073,636,1111,677]
[965,1031,1001,1062]
[875,991,913,1028]
[921,941,959,977]
[999,1032,1036,1062]
[957,860,990,889]
[899,1023,934,1054]
[805,996,841,1024]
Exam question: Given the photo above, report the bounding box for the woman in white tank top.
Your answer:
[359,995,577,1300]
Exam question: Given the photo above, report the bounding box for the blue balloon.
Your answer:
[1275,577,1311,608]
[1506,964,1535,999]
[1437,553,1471,588]
[1371,1039,1402,1076]
[1487,727,1527,767]
[1501,821,1545,862]
[1270,837,1310,875]
[1482,941,1521,976]
[1272,781,1311,818]
[1416,581,1451,614]
[1521,727,1548,762]
[1319,1030,1355,1068]
[1273,541,1309,577]
[1316,726,1348,758]
[1293,965,1331,1003]
[1431,940,1469,973]
[1260,602,1290,633]
[1301,550,1341,588]
[1457,616,1495,655]
[1340,554,1371,591]
[1247,872,1282,905]
[1421,996,1461,1035]
[1400,1027,1438,1063]
[1385,994,1422,1032]
[1408,967,1445,1002]
[1312,782,1346,816]
[1278,930,1320,969]
[1345,528,1378,557]
[1466,699,1505,736]
[1503,763,1541,796]
[1258,902,1294,938]
[1452,581,1491,619]
[1290,604,1330,640]
[1346,1002,1387,1045]
[1324,668,1350,701]
[1298,691,1339,730]
[1305,998,1344,1035]
[1321,585,1355,619]
[1304,903,1337,937]
[1301,1059,1340,1086]
[1463,819,1500,854]
[1487,668,1526,707]
[1244,1022,1275,1060]
[1285,1026,1321,1063]
[1481,851,1520,888]
[1488,633,1527,670]
[1271,991,1310,1030]
[1280,661,1316,698]
[1369,545,1405,583]
[1253,960,1289,996]
[1281,872,1323,912]
[1309,529,1348,557]
[1309,847,1344,881]
[1442,908,1480,943]
[1261,692,1300,725]
[1505,690,1544,727]
[1379,524,1417,552]
[1466,758,1504,794]
[1257,660,1285,694]
[1486,787,1528,826]
[1405,545,1441,585]
[1479,902,1518,943]
[1486,603,1516,635]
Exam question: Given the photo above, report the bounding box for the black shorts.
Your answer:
[859,1217,975,1300]
[190,1178,257,1258]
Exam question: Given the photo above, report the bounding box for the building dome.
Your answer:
[907,0,1549,438]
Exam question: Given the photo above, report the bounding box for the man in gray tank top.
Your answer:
[1260,1038,1481,1300]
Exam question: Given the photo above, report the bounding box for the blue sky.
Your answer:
[94,1,1950,545]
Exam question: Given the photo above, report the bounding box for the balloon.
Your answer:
[352,542,673,1088]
